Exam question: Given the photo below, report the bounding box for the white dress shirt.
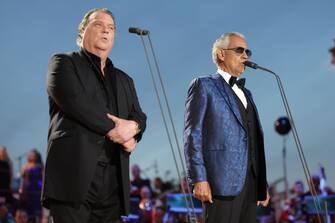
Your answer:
[217,69,247,108]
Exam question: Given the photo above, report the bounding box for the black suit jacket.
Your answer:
[42,51,146,215]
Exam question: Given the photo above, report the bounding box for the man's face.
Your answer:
[81,11,115,54]
[219,35,249,77]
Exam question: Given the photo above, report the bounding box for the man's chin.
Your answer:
[235,71,244,77]
[96,46,112,53]
[238,68,245,76]
[96,43,113,51]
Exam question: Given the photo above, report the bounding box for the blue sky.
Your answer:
[1,0,334,192]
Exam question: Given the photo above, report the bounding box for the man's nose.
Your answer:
[242,52,248,59]
[102,25,110,33]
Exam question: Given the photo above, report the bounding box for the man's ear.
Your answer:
[79,28,85,42]
[217,49,225,62]
[79,31,83,40]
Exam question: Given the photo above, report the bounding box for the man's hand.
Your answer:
[122,138,137,153]
[193,181,213,203]
[106,113,139,144]
[257,190,270,207]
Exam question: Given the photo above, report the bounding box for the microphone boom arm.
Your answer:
[245,61,323,223]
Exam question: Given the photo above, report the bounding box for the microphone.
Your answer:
[128,27,150,35]
[244,60,258,69]
[244,60,274,74]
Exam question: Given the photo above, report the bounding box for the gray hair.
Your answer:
[212,32,245,66]
[76,8,115,47]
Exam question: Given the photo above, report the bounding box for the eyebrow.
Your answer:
[91,19,115,26]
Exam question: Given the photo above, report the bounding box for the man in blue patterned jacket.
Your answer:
[184,32,270,223]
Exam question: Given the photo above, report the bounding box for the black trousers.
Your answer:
[204,169,257,223]
[49,162,121,223]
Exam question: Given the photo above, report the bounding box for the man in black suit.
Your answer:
[42,8,147,223]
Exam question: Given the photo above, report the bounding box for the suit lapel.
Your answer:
[76,51,105,91]
[211,74,246,131]
[243,89,264,134]
[73,51,91,91]
[114,71,127,119]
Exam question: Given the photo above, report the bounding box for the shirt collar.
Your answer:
[217,68,232,84]
[81,48,113,68]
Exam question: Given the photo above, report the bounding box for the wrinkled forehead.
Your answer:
[228,35,248,48]
[88,11,115,25]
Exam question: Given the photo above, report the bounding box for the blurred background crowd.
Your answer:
[0,144,334,223]
[1,1,335,222]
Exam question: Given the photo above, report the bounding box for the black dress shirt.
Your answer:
[82,49,120,164]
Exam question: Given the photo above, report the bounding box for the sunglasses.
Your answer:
[223,47,252,57]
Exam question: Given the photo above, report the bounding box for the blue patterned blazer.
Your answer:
[183,73,266,197]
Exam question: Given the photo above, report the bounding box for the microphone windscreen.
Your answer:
[244,60,258,69]
[129,27,141,34]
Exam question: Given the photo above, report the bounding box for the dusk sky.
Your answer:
[1,0,334,192]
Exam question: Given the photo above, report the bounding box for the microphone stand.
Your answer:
[282,135,288,200]
[245,62,323,223]
[130,28,198,223]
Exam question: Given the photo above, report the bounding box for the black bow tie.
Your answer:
[229,77,246,88]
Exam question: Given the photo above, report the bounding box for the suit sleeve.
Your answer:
[46,54,115,135]
[126,77,147,142]
[183,78,208,184]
